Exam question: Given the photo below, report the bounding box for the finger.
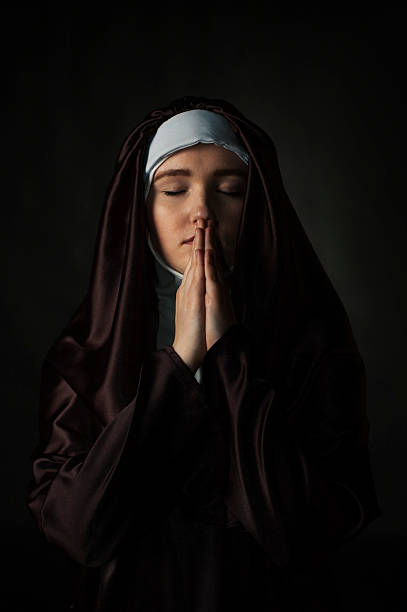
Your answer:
[205,247,218,286]
[211,226,228,273]
[195,224,205,252]
[214,237,230,283]
[181,227,200,288]
[193,226,205,274]
[181,256,192,288]
[204,224,218,283]
[204,220,215,252]
[207,221,226,278]
[181,236,195,286]
[184,228,204,293]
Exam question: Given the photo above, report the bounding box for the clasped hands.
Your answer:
[172,218,238,373]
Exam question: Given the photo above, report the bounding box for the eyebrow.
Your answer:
[154,167,248,182]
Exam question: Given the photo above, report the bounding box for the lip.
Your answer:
[183,236,195,244]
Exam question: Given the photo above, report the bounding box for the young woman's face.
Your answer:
[146,143,248,274]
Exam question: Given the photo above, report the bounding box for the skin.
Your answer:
[146,143,248,371]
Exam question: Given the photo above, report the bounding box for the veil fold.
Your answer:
[39,95,361,429]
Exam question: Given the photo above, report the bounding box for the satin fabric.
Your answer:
[27,95,380,611]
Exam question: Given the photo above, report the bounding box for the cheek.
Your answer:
[150,206,180,245]
[148,202,166,232]
[223,202,244,237]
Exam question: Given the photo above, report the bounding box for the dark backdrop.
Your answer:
[5,5,406,610]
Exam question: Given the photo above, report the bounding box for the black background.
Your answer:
[5,4,406,610]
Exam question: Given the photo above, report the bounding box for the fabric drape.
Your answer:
[27,95,380,611]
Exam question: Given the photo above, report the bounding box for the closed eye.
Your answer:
[162,190,244,197]
[219,191,244,197]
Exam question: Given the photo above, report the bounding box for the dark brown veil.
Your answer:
[31,96,380,561]
[39,95,359,422]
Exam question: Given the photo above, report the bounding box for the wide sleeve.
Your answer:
[201,323,381,568]
[27,346,210,568]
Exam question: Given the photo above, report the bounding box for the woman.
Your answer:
[27,95,380,611]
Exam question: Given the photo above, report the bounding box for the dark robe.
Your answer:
[27,95,381,611]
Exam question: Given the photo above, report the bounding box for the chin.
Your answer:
[171,257,186,275]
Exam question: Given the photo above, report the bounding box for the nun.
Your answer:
[27,95,380,611]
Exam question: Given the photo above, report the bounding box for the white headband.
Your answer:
[143,109,249,199]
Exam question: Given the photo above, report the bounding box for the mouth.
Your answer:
[183,236,195,244]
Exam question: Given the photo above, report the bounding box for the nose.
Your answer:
[190,191,217,228]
